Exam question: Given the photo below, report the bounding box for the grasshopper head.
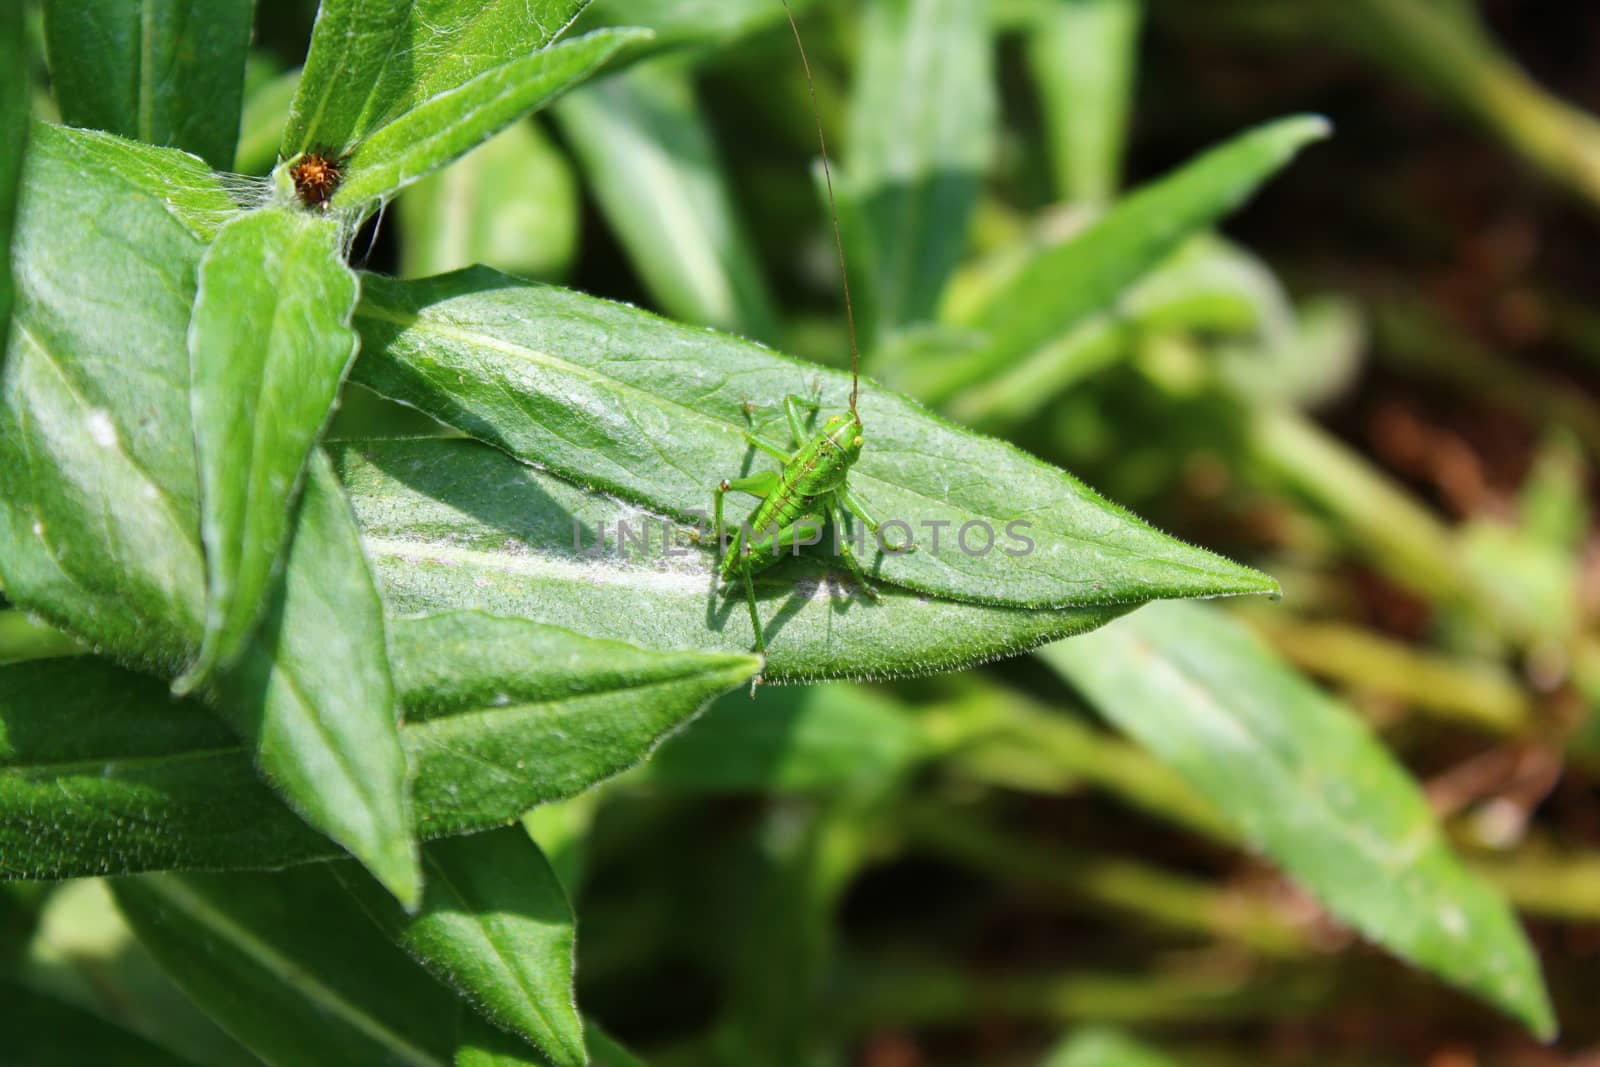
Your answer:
[824,412,865,463]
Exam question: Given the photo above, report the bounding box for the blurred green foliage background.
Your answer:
[11,1,1600,1065]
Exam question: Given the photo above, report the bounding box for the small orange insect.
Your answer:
[289,148,344,210]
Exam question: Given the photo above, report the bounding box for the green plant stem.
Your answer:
[1246,406,1469,609]
[837,959,1327,1031]
[895,801,1311,957]
[1244,403,1600,687]
[1469,846,1600,922]
[924,678,1588,928]
[1334,0,1600,214]
[922,686,1235,843]
[1240,612,1533,736]
[949,313,1130,431]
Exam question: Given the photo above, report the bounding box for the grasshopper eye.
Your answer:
[827,415,842,426]
[852,435,864,448]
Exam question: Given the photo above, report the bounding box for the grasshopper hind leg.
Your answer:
[739,559,766,698]
[739,563,766,655]
[826,494,880,600]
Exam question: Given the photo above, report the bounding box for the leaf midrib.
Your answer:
[0,744,240,777]
[138,875,448,1067]
[1107,633,1488,944]
[420,853,576,1060]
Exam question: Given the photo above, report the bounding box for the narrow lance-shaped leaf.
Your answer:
[1042,601,1556,1040]
[2,980,203,1067]
[335,29,647,210]
[575,0,814,54]
[179,207,360,690]
[351,271,1277,610]
[211,453,421,908]
[0,1,26,341]
[283,0,590,159]
[915,115,1329,405]
[337,828,584,1067]
[842,0,996,341]
[456,1012,648,1067]
[949,234,1295,430]
[338,439,1126,682]
[554,60,779,338]
[41,0,254,169]
[456,1010,537,1067]
[16,878,261,1066]
[0,612,759,880]
[0,125,417,904]
[399,119,579,282]
[113,866,463,1067]
[1026,0,1143,205]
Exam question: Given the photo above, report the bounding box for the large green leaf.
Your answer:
[0,613,757,879]
[282,0,590,158]
[350,271,1277,610]
[1,125,217,673]
[554,60,779,338]
[0,1,26,341]
[338,828,584,1067]
[2,980,203,1067]
[576,0,811,54]
[336,29,645,210]
[914,115,1329,405]
[0,125,417,904]
[41,0,254,168]
[1042,601,1556,1039]
[181,208,359,688]
[13,878,257,1066]
[113,866,463,1067]
[0,133,214,550]
[842,0,995,340]
[337,438,1126,681]
[1026,0,1143,204]
[399,119,579,282]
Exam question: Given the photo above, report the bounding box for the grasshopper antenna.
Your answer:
[782,0,860,419]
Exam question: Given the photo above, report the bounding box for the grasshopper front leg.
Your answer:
[743,431,791,462]
[783,393,821,447]
[711,470,779,565]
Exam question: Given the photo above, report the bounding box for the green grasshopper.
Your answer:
[709,2,914,658]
